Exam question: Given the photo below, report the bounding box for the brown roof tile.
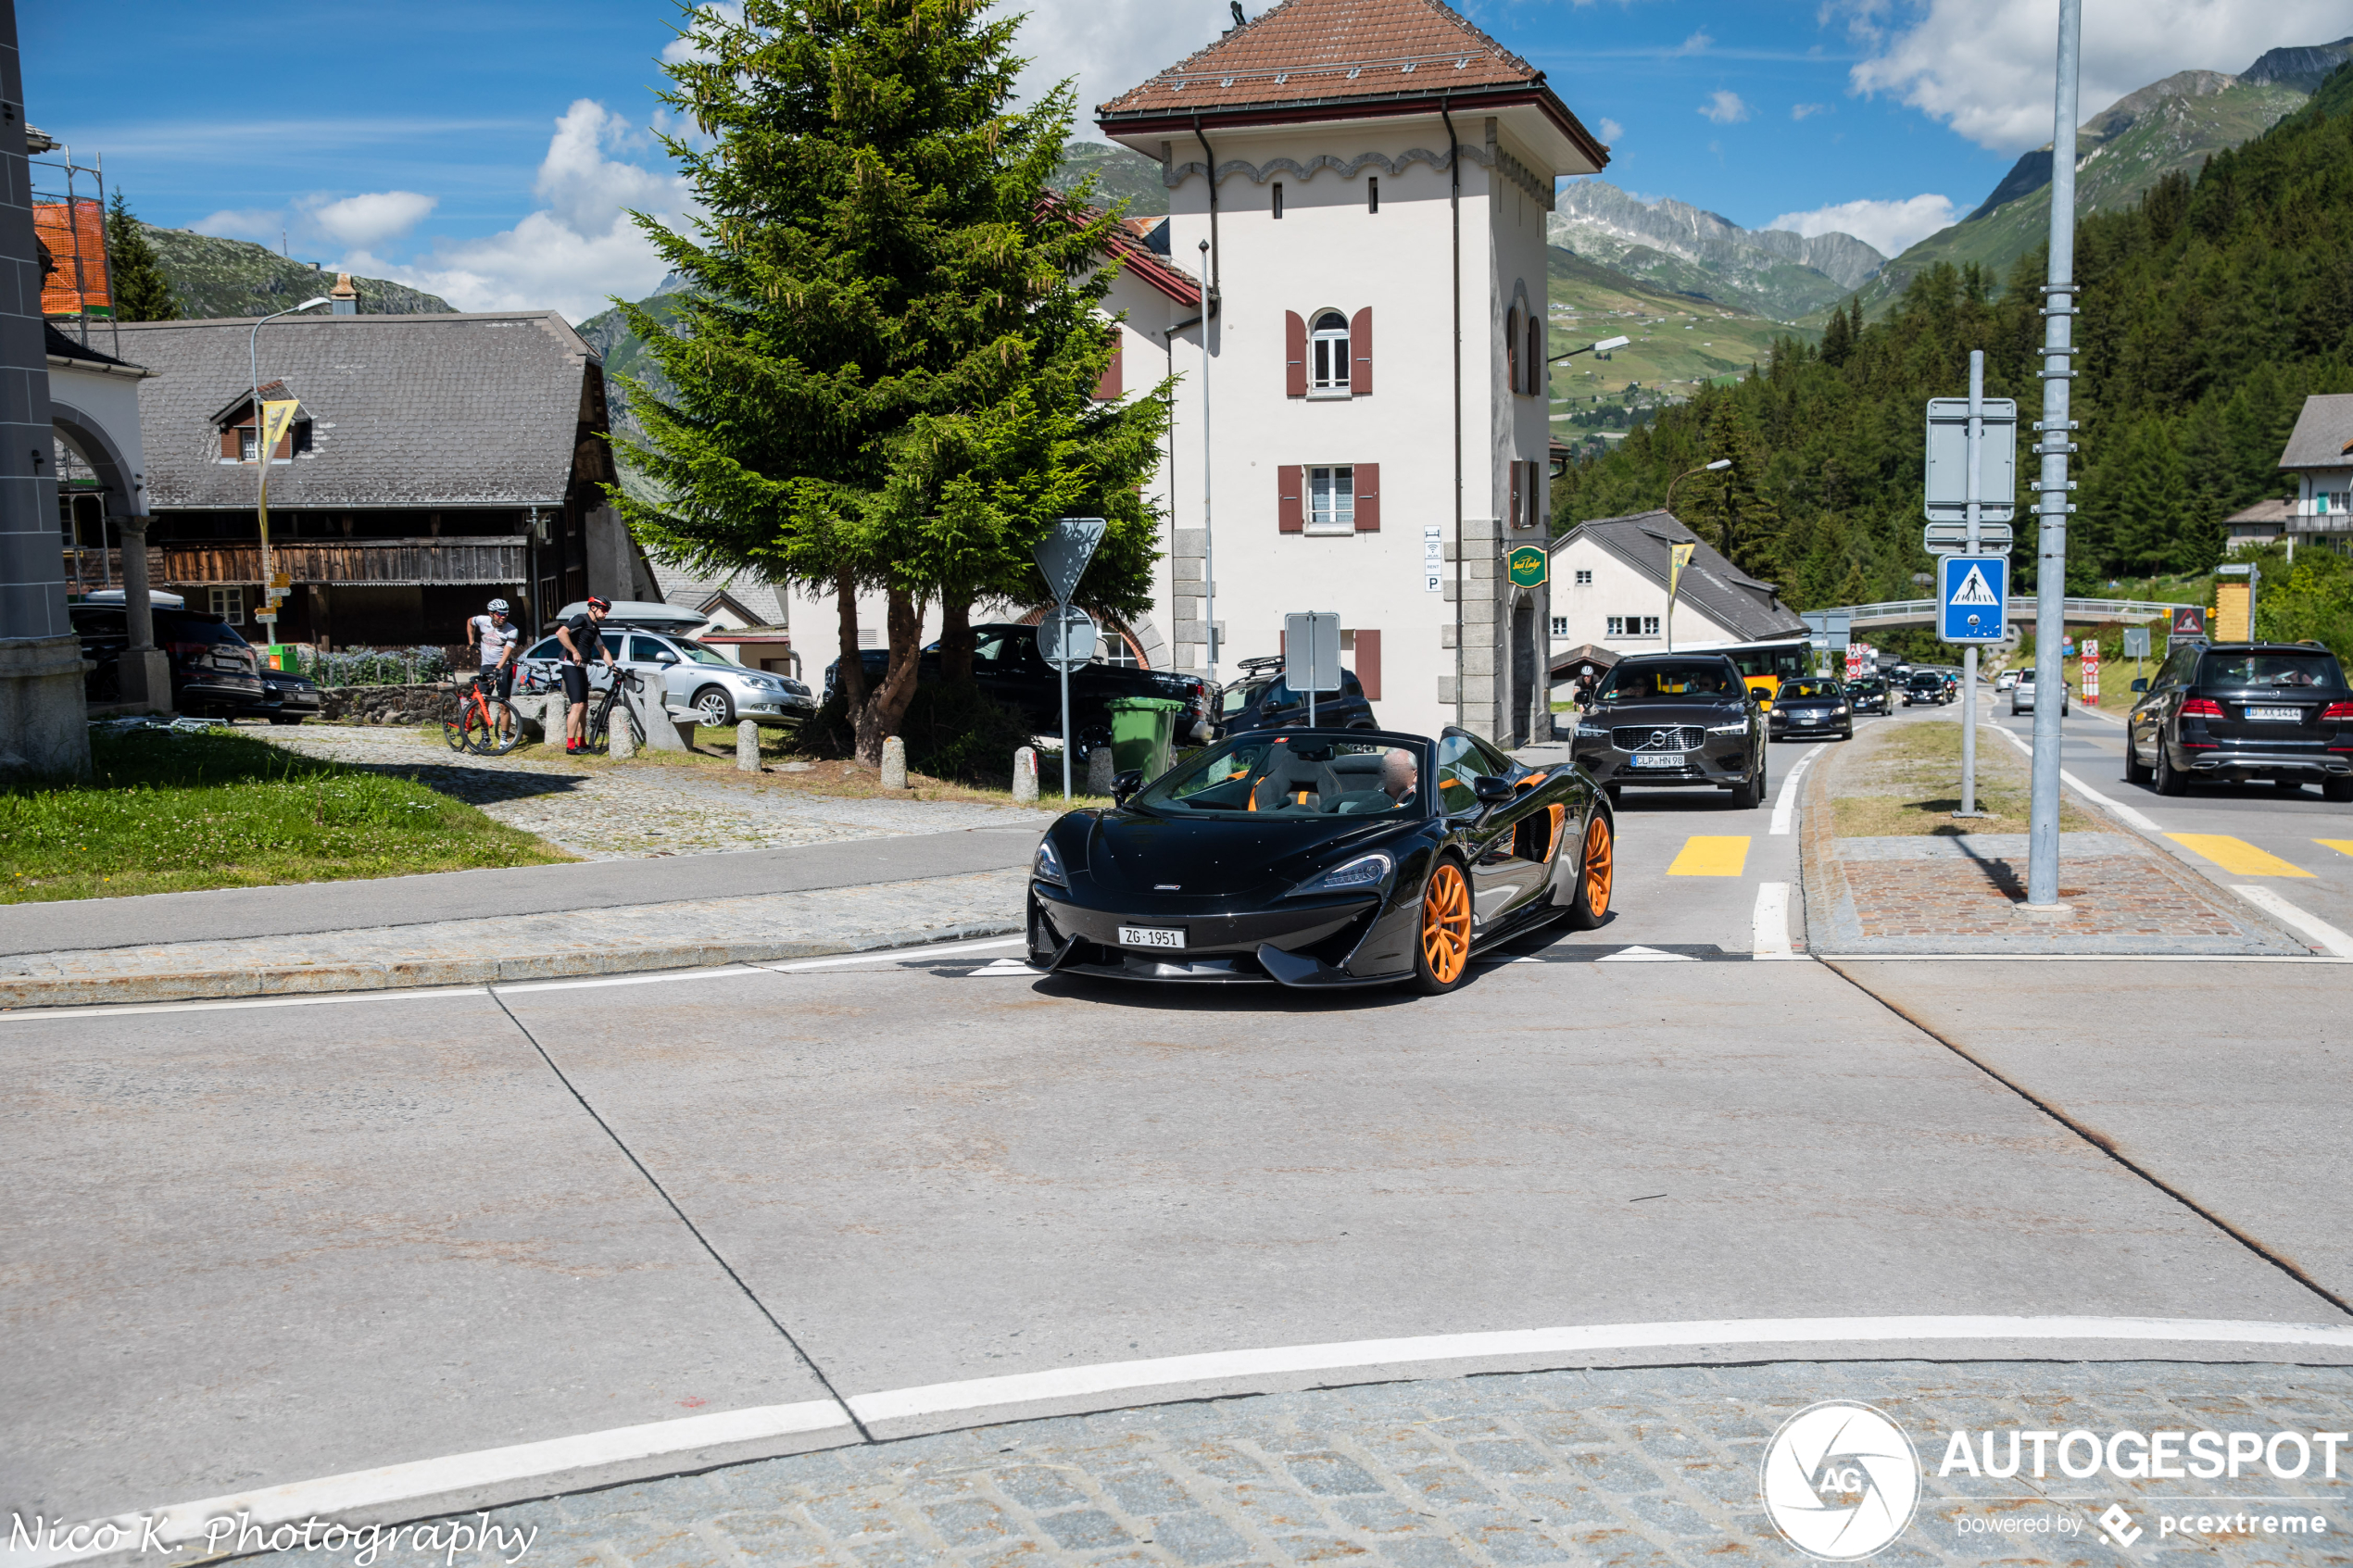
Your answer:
[1099,0,1541,121]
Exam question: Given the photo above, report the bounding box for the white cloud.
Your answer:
[1840,0,2353,153]
[191,207,283,242]
[1699,90,1751,124]
[1013,0,1224,138]
[307,191,437,247]
[1792,102,1829,120]
[1766,193,1959,257]
[1672,30,1713,55]
[661,1,744,65]
[1596,117,1626,143]
[353,100,689,321]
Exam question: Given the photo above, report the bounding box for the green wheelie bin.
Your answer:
[1108,696,1187,782]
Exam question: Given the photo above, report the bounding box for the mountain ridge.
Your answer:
[136,224,455,320]
[1545,182,1884,322]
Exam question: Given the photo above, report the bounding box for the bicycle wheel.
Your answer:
[469,700,522,756]
[443,709,472,751]
[581,703,611,756]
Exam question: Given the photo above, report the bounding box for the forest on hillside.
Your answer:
[1555,60,2353,619]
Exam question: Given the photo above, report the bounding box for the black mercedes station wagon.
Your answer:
[1568,653,1768,808]
[2126,641,2353,800]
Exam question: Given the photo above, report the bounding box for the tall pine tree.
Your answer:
[104,193,178,321]
[611,0,1166,763]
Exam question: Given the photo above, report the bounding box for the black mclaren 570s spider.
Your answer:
[1025,727,1615,993]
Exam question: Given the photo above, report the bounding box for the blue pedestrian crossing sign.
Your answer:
[1939,555,2007,643]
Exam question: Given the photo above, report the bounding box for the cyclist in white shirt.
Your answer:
[466,599,520,702]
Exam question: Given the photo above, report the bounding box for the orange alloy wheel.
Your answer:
[1421,862,1472,984]
[1582,814,1614,919]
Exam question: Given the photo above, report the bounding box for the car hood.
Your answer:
[1070,810,1411,897]
[1585,700,1746,729]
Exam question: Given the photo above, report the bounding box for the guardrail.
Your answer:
[1828,596,2195,628]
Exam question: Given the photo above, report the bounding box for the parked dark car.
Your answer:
[826,623,1215,749]
[1218,655,1378,734]
[2126,641,2353,800]
[1567,652,1768,808]
[1902,671,1950,707]
[1025,726,1611,993]
[1848,674,1891,715]
[69,603,265,716]
[1768,676,1853,741]
[245,662,323,725]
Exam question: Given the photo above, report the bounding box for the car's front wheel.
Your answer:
[1731,750,1767,809]
[1564,811,1614,931]
[2154,736,2188,797]
[1410,859,1475,995]
[693,685,736,729]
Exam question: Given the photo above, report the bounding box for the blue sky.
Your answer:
[26,0,2345,319]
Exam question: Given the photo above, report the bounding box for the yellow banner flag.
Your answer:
[259,398,301,459]
[1668,541,1696,601]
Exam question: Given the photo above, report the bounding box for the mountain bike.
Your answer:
[580,668,646,756]
[442,671,521,755]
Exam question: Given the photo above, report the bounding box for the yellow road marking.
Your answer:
[2317,839,2353,860]
[1667,835,1750,877]
[2166,834,2314,878]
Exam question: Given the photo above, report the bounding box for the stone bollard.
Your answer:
[1013,746,1038,804]
[608,698,635,759]
[1087,745,1115,796]
[880,734,908,790]
[736,720,760,772]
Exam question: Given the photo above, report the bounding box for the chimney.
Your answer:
[330,272,359,315]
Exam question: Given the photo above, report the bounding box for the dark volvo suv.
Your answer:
[1567,652,1768,808]
[2126,641,2353,800]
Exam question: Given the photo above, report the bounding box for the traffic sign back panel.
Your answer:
[1939,555,2007,643]
[1924,397,2018,524]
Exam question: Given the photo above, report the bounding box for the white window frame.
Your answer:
[1308,311,1352,397]
[1605,614,1660,639]
[1306,465,1355,534]
[1550,615,1569,638]
[209,585,245,625]
[1574,569,1592,584]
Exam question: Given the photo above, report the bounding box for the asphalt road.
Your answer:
[11,729,2350,1549]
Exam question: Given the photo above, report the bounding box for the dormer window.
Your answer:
[215,382,312,463]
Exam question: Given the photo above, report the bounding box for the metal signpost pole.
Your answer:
[1198,240,1217,685]
[2028,0,2082,909]
[1060,605,1074,800]
[1961,350,1983,819]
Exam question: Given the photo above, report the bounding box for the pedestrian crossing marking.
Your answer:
[1595,945,1699,962]
[1949,562,1999,606]
[1667,835,1751,877]
[2317,839,2353,860]
[969,958,1042,976]
[2167,834,2314,878]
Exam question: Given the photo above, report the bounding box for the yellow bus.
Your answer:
[1673,634,1816,709]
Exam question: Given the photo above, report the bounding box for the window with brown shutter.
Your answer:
[1285,311,1307,398]
[1350,307,1373,395]
[1277,465,1303,533]
[1353,629,1381,700]
[1505,307,1519,395]
[1095,329,1124,400]
[1527,316,1544,396]
[1353,462,1379,532]
[1509,461,1521,528]
[220,428,240,460]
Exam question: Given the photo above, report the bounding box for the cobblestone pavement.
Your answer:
[1801,716,2307,957]
[251,1361,2353,1567]
[256,725,1054,860]
[0,868,1025,997]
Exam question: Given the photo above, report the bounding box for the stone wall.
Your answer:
[318,684,458,725]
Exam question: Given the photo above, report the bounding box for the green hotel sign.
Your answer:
[1506,546,1549,588]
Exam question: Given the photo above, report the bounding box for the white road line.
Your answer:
[2231,885,2353,959]
[11,1400,854,1568]
[37,1315,2353,1568]
[1751,883,1793,960]
[1822,952,2353,963]
[1594,945,1696,962]
[0,985,493,1024]
[1992,723,2163,832]
[496,964,766,995]
[968,957,1044,977]
[1768,743,1829,836]
[752,935,1026,974]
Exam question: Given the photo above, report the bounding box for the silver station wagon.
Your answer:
[519,604,815,729]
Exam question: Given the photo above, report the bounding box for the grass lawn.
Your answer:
[2,726,570,903]
[1830,715,2095,837]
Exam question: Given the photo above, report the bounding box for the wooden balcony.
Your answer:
[155,538,528,587]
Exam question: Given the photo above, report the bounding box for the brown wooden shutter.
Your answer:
[1095,329,1124,400]
[1504,307,1519,395]
[1353,462,1379,532]
[220,428,239,459]
[1528,459,1544,527]
[1278,465,1303,533]
[1510,461,1521,528]
[1528,317,1543,396]
[1353,629,1381,700]
[1285,311,1307,397]
[1350,307,1373,395]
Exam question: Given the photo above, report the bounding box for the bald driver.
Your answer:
[1382,747,1419,805]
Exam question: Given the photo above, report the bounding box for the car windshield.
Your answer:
[2196,652,2347,692]
[1130,734,1429,820]
[1222,677,1272,715]
[1778,679,1838,700]
[1596,661,1738,701]
[157,614,248,646]
[665,637,736,667]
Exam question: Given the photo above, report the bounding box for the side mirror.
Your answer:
[2131,677,2148,693]
[1472,774,1516,807]
[656,651,680,665]
[1111,769,1143,805]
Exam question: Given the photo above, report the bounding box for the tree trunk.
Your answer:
[937,594,975,684]
[853,586,925,765]
[835,565,868,713]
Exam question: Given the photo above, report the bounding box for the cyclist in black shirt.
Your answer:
[556,596,617,754]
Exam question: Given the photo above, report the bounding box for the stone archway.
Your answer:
[1509,594,1538,747]
[49,403,137,522]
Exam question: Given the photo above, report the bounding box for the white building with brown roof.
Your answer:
[1096,0,1607,744]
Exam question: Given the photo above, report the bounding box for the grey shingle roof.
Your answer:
[111,312,599,510]
[1552,508,1806,644]
[2279,394,2353,470]
[648,559,789,627]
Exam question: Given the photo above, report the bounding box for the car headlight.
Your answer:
[1031,838,1068,887]
[1288,851,1393,897]
[1831,705,1849,716]
[1708,721,1749,734]
[1575,721,1610,738]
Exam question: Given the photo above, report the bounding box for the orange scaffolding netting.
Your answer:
[35,198,110,317]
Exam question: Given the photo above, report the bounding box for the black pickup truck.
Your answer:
[825,622,1216,747]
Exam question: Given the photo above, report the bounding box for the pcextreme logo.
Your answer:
[1760,1401,1922,1561]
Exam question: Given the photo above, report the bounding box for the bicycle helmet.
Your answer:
[586,596,612,612]
[487,598,510,614]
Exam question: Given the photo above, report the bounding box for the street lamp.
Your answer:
[1547,333,1631,364]
[248,296,332,642]
[1664,457,1730,516]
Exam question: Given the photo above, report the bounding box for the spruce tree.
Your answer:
[105,193,178,321]
[611,0,1167,764]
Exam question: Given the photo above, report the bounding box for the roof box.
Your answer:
[554,598,705,633]
[77,588,188,608]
